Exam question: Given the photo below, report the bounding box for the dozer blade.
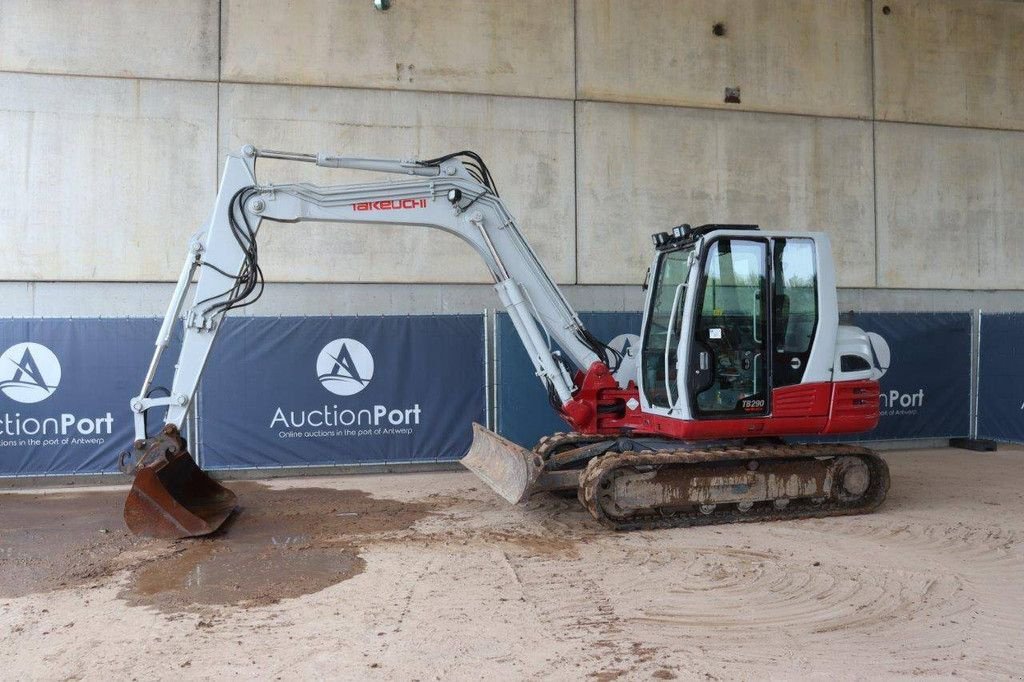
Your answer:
[460,423,544,504]
[121,426,237,539]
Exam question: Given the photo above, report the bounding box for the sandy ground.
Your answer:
[1,447,1023,681]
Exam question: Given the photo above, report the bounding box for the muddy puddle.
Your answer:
[123,483,434,611]
[0,483,434,611]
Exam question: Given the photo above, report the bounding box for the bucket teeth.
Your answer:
[460,423,544,504]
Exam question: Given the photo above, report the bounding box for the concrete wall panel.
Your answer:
[219,84,575,284]
[576,102,875,286]
[0,283,33,316]
[221,0,574,99]
[0,0,218,80]
[876,122,1024,289]
[0,73,218,281]
[874,0,1024,130]
[577,0,872,118]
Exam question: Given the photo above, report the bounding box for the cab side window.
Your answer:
[772,238,818,386]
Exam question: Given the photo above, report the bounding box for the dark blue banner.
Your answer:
[496,312,641,447]
[0,309,976,477]
[0,318,176,476]
[977,313,1024,443]
[199,315,485,468]
[846,312,971,440]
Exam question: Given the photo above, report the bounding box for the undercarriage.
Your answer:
[527,432,889,530]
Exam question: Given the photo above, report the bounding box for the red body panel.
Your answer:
[560,362,880,440]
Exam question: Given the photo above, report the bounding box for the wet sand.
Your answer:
[1,447,1022,679]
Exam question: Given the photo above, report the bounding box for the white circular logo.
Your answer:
[0,342,62,403]
[609,333,641,359]
[316,338,374,396]
[608,333,641,387]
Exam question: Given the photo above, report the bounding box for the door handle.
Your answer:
[753,352,762,394]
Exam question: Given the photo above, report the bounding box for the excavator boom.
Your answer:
[122,145,608,538]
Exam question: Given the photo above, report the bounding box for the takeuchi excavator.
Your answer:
[120,145,891,539]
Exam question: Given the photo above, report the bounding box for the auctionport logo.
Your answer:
[270,336,420,435]
[317,339,374,396]
[0,342,114,446]
[0,343,61,404]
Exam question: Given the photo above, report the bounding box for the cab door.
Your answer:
[687,238,770,417]
[639,246,695,412]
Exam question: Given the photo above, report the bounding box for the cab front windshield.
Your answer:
[642,246,694,406]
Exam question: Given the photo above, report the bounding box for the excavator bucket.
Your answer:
[121,425,237,539]
[460,423,544,504]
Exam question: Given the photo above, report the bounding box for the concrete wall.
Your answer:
[0,73,217,281]
[221,0,575,98]
[577,0,873,118]
[576,102,875,286]
[218,83,575,283]
[874,0,1024,131]
[876,122,1024,289]
[0,0,218,80]
[1,0,1023,312]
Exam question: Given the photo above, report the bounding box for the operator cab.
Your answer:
[640,224,821,420]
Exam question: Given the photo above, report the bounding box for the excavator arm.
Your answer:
[130,145,605,443]
[121,145,612,537]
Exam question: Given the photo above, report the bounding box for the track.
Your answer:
[531,431,604,462]
[579,444,890,530]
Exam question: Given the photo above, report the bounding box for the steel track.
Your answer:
[532,432,605,461]
[578,444,890,530]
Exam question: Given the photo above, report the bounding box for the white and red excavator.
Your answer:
[120,145,891,539]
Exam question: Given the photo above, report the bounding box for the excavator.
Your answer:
[120,145,891,539]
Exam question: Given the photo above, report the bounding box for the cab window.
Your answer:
[771,238,818,386]
[691,239,769,416]
[641,247,693,407]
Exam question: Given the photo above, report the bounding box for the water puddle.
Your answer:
[121,483,433,611]
[129,542,365,608]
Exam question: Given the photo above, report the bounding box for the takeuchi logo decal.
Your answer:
[317,339,374,396]
[352,198,427,212]
[0,343,61,404]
